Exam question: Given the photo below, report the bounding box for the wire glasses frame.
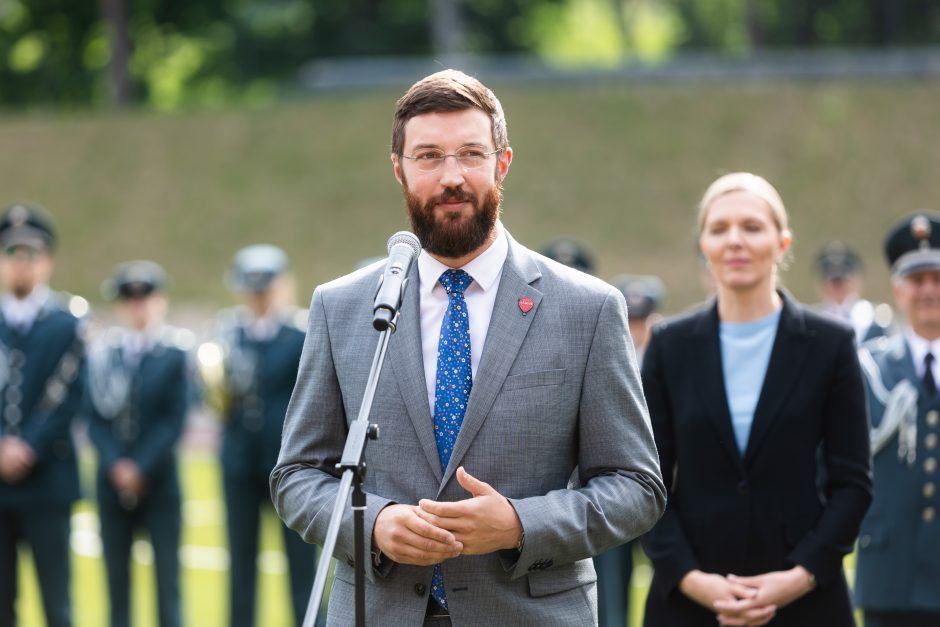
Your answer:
[400,148,502,172]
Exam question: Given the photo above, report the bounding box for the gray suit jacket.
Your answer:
[271,232,666,626]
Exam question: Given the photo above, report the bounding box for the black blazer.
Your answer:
[641,291,872,627]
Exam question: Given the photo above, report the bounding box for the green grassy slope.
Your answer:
[1,80,936,313]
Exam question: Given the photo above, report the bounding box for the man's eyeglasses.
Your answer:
[400,148,501,172]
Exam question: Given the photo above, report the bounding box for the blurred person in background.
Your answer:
[540,238,595,275]
[815,240,894,343]
[854,212,940,627]
[0,204,85,627]
[86,261,187,627]
[641,173,872,626]
[614,274,665,366]
[594,273,665,627]
[208,245,318,627]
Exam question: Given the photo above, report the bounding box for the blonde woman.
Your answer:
[641,173,872,626]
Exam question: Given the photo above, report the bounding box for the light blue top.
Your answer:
[720,308,782,453]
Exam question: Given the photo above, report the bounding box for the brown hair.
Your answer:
[391,69,508,156]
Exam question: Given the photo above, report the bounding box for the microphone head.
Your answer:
[387,231,421,258]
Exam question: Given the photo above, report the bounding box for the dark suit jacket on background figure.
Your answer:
[271,232,666,626]
[87,329,188,627]
[854,333,940,616]
[641,292,872,627]
[219,313,318,627]
[0,294,84,627]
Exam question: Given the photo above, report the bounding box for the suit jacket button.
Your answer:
[414,583,426,596]
[859,534,871,548]
[737,480,749,497]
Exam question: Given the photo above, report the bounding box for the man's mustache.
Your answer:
[432,187,474,205]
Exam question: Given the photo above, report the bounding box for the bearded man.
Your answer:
[270,69,665,626]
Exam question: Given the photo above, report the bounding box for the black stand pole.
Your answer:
[302,306,401,627]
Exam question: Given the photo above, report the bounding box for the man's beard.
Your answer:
[404,182,502,259]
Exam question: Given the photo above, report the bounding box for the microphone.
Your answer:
[373,231,421,331]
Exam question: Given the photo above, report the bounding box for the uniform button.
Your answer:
[737,480,750,497]
[924,506,936,523]
[926,458,937,475]
[859,535,871,548]
[414,583,426,596]
[927,434,939,451]
[929,411,940,428]
[924,482,936,498]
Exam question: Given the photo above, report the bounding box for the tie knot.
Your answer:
[439,269,473,297]
[928,353,935,367]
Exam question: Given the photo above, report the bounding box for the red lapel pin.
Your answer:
[518,297,534,315]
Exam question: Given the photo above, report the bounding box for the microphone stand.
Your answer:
[302,292,406,627]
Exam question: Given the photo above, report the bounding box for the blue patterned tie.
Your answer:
[430,268,474,610]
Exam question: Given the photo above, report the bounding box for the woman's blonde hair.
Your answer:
[697,172,789,235]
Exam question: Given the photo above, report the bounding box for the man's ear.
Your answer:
[496,146,512,182]
[391,153,404,187]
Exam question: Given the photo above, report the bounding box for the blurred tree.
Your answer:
[0,0,101,105]
[430,0,466,57]
[101,0,131,104]
[1,0,939,108]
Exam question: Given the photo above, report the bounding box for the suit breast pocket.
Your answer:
[502,368,566,391]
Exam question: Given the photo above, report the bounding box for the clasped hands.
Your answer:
[0,436,35,483]
[372,466,522,566]
[109,458,147,496]
[680,566,816,626]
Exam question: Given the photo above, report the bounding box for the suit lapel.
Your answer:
[743,291,812,465]
[438,235,543,492]
[390,264,444,482]
[690,301,746,474]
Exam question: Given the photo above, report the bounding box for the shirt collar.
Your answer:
[905,327,940,366]
[2,284,51,320]
[244,309,280,341]
[417,220,508,296]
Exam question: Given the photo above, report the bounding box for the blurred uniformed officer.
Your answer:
[207,245,317,627]
[540,238,595,274]
[86,261,187,627]
[613,274,665,366]
[594,274,665,627]
[815,240,894,342]
[855,212,940,627]
[0,204,84,627]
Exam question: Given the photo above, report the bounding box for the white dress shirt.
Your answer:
[122,328,156,368]
[905,328,940,382]
[244,310,280,342]
[417,221,509,415]
[1,285,50,334]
